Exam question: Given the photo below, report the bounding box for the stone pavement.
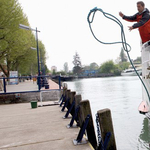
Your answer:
[0,102,93,150]
[0,79,60,93]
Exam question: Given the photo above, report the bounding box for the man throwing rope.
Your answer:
[119,1,150,44]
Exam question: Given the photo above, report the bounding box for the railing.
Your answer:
[0,75,61,94]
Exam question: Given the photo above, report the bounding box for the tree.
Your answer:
[64,62,68,74]
[118,62,130,71]
[72,52,82,75]
[0,0,48,76]
[0,0,35,76]
[100,60,116,73]
[83,65,90,70]
[133,57,141,64]
[89,62,99,70]
[120,48,127,62]
[114,48,130,73]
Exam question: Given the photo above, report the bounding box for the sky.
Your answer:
[18,0,150,71]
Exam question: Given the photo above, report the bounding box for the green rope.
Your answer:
[87,7,150,102]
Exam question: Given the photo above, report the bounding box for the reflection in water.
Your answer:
[74,80,83,94]
[138,117,150,149]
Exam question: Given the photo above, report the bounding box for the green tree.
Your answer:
[72,52,82,75]
[100,60,116,73]
[0,0,48,76]
[114,48,130,73]
[133,57,141,64]
[38,40,48,75]
[83,65,90,70]
[0,0,35,76]
[118,62,130,71]
[89,62,99,70]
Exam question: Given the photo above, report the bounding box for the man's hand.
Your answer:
[128,26,133,31]
[119,12,124,18]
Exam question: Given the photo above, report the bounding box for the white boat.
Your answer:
[138,40,150,114]
[121,64,142,76]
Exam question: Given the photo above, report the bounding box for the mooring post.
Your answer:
[59,86,66,102]
[61,90,71,111]
[75,95,82,108]
[78,100,97,149]
[75,95,82,126]
[60,87,68,106]
[63,88,67,101]
[64,91,76,118]
[70,91,76,104]
[67,94,82,128]
[66,90,71,101]
[61,87,65,96]
[68,92,76,113]
[97,109,117,150]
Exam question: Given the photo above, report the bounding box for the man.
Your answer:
[119,1,150,44]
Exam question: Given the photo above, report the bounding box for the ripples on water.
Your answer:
[65,76,150,150]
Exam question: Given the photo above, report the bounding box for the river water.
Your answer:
[64,76,150,150]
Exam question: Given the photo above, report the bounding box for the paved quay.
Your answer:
[0,79,60,93]
[0,79,93,150]
[0,102,93,150]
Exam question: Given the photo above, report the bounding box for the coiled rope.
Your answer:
[87,7,150,102]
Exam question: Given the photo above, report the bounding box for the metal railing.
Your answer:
[0,75,61,94]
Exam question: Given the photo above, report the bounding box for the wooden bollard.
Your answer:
[60,87,68,107]
[75,95,82,126]
[75,95,82,108]
[70,91,76,104]
[61,89,70,109]
[62,86,67,96]
[62,87,67,102]
[97,109,117,150]
[65,89,70,102]
[79,100,97,149]
[67,90,71,98]
[68,92,76,115]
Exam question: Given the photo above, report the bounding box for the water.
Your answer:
[64,76,150,150]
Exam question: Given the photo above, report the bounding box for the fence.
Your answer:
[0,75,61,94]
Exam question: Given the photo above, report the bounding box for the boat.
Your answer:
[138,40,150,114]
[121,64,142,76]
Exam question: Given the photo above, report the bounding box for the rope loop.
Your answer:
[87,7,150,102]
[87,7,97,23]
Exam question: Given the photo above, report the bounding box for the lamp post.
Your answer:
[31,47,46,87]
[19,24,41,90]
[31,47,43,74]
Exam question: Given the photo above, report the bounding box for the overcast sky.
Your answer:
[18,0,150,71]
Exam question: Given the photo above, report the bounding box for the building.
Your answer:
[51,66,57,73]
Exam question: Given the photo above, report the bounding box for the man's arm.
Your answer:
[119,11,137,21]
[132,12,150,28]
[123,14,137,22]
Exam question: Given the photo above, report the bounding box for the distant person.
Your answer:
[119,1,150,44]
[33,76,37,84]
[29,75,32,81]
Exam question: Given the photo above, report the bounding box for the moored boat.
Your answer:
[121,64,142,76]
[139,40,150,114]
